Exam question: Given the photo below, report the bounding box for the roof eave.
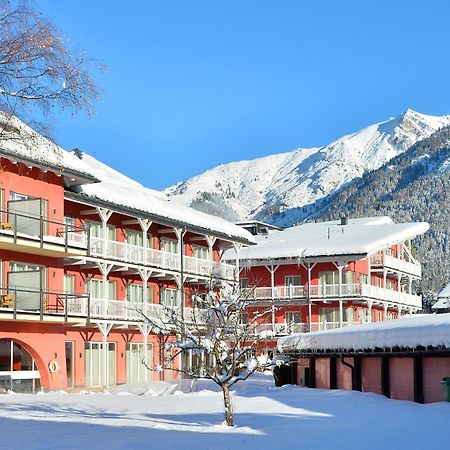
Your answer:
[64,191,255,246]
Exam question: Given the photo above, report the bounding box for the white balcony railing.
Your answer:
[370,253,421,277]
[244,285,305,301]
[244,282,422,309]
[89,237,236,280]
[254,321,363,337]
[86,298,209,323]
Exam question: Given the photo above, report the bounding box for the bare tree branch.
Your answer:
[135,280,276,427]
[0,0,104,141]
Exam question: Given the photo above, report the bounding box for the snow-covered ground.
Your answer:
[0,373,449,450]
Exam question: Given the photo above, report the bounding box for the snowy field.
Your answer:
[0,374,449,450]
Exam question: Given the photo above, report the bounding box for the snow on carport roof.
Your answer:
[278,314,450,352]
[226,217,429,261]
[70,151,256,244]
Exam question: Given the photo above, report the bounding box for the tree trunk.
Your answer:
[222,383,234,426]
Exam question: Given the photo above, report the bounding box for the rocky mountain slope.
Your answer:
[165,109,450,226]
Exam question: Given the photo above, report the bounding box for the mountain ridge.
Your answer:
[165,109,450,226]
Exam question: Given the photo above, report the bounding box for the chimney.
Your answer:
[340,215,348,226]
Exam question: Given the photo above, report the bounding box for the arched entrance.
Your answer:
[0,340,41,393]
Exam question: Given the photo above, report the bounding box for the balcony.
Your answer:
[254,321,362,337]
[243,285,305,302]
[0,287,208,325]
[86,298,208,324]
[370,252,421,277]
[0,208,87,257]
[88,237,236,280]
[244,282,422,309]
[0,286,89,321]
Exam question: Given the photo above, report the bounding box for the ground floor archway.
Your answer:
[0,339,41,393]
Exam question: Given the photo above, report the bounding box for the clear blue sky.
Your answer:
[38,0,450,189]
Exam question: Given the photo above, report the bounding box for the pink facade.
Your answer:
[0,149,248,392]
[292,353,450,404]
[361,357,382,395]
[422,358,450,403]
[389,357,414,401]
[337,358,353,390]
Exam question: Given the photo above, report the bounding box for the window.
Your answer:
[191,292,207,309]
[319,271,355,285]
[240,278,249,289]
[8,262,44,310]
[9,192,29,202]
[285,311,301,324]
[192,244,209,260]
[160,288,179,307]
[239,312,249,325]
[126,229,153,248]
[126,343,152,384]
[64,274,75,294]
[160,237,178,254]
[127,283,154,303]
[87,278,116,300]
[372,309,383,322]
[359,274,368,285]
[285,276,301,286]
[88,221,116,240]
[359,308,370,323]
[85,342,116,387]
[385,279,395,290]
[319,307,354,323]
[372,276,382,287]
[64,216,75,229]
[0,340,40,393]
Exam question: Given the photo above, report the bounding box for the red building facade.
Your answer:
[0,124,253,393]
[229,217,429,353]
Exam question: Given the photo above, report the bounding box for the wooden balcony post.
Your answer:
[232,242,243,284]
[96,207,113,258]
[138,218,152,265]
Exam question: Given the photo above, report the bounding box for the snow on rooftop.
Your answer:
[225,217,428,261]
[278,314,450,352]
[0,113,96,179]
[71,151,255,244]
[432,282,450,309]
[432,298,450,310]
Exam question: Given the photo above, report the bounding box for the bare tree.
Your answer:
[138,281,274,427]
[0,0,102,138]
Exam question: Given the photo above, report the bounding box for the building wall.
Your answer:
[337,358,353,390]
[296,353,450,404]
[389,357,414,401]
[422,357,450,403]
[361,357,382,395]
[0,158,235,392]
[0,159,65,224]
[316,358,330,389]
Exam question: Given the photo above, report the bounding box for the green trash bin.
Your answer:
[441,377,450,401]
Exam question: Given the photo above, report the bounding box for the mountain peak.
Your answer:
[165,110,450,226]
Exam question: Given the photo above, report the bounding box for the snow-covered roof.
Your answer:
[69,151,256,245]
[432,298,450,310]
[432,282,450,309]
[0,113,97,184]
[225,216,429,261]
[278,314,450,352]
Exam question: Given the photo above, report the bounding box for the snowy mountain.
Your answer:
[165,109,450,226]
[312,124,450,296]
